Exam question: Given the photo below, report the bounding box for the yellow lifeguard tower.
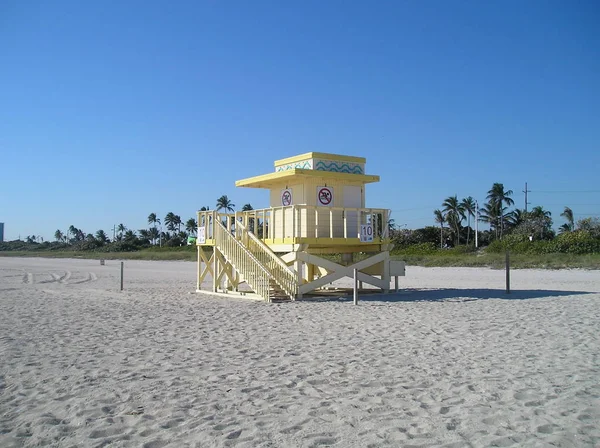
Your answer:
[196,152,405,301]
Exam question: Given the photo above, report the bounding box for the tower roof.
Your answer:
[236,152,378,189]
[236,169,379,189]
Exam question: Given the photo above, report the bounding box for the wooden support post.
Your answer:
[307,263,315,283]
[271,212,275,243]
[292,206,295,239]
[213,248,218,292]
[295,258,303,300]
[353,268,358,305]
[329,209,333,238]
[382,256,390,293]
[120,262,124,291]
[506,251,510,294]
[197,246,201,291]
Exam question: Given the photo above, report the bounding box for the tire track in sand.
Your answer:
[70,272,98,284]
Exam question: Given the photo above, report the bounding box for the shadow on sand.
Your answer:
[299,288,594,303]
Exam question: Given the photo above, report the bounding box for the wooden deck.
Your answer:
[197,206,392,253]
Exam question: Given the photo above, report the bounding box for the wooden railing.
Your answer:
[234,205,390,242]
[235,220,298,299]
[213,220,273,301]
[198,207,390,244]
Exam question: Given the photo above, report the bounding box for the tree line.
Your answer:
[392,182,597,251]
[7,189,599,255]
[46,195,250,249]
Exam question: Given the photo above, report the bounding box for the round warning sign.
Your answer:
[281,189,292,206]
[317,186,333,206]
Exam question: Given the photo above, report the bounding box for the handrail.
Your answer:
[214,220,274,301]
[236,220,298,299]
[235,205,390,242]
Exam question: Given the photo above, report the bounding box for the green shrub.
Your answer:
[393,242,437,255]
[547,231,600,254]
[485,230,600,255]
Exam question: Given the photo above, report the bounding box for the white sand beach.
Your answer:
[1,257,599,447]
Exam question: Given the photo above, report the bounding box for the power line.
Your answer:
[390,206,439,212]
[531,190,600,194]
[535,203,600,206]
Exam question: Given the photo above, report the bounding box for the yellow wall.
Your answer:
[265,177,368,239]
[269,183,304,207]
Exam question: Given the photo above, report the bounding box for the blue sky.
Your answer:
[1,0,599,241]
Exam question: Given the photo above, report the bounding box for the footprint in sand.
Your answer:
[306,436,338,447]
[226,429,242,440]
[22,272,33,284]
[88,425,126,439]
[280,419,311,435]
[143,440,168,448]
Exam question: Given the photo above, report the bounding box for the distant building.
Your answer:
[0,222,4,242]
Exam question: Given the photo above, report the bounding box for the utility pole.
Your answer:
[475,200,479,248]
[523,182,531,212]
[113,224,116,242]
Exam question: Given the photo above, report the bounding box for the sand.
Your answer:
[1,257,599,447]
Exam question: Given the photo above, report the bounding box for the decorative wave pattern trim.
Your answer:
[276,161,313,172]
[314,160,364,174]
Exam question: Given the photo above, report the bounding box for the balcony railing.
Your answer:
[198,206,389,245]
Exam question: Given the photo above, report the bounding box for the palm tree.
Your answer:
[560,206,574,232]
[148,213,160,228]
[185,218,198,236]
[174,215,182,232]
[148,227,160,245]
[123,230,136,242]
[486,183,514,239]
[461,197,476,245]
[138,229,151,243]
[117,223,126,240]
[54,230,64,242]
[241,203,254,232]
[164,212,176,233]
[478,201,501,238]
[506,208,526,230]
[442,195,465,245]
[559,223,571,234]
[95,229,109,244]
[434,209,446,249]
[530,206,552,239]
[68,225,78,243]
[216,195,235,212]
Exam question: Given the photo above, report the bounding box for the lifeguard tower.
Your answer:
[196,152,405,301]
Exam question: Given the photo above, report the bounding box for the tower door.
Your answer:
[343,186,362,238]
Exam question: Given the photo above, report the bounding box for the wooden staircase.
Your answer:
[213,220,297,302]
[268,278,292,302]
